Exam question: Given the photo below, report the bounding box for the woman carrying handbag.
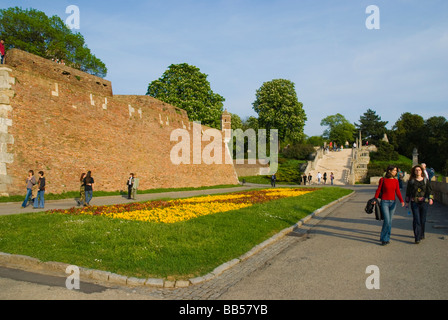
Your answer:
[373,165,405,246]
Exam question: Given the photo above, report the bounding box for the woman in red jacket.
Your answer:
[373,165,405,246]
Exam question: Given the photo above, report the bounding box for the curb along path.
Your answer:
[0,185,354,294]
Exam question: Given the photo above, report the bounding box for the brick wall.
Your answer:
[2,49,238,196]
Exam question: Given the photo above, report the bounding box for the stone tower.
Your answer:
[221,109,231,131]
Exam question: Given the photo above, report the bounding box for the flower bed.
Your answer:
[50,188,317,223]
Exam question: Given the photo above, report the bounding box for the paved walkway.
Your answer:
[1,184,447,300]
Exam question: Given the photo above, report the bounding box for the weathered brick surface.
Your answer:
[4,49,238,196]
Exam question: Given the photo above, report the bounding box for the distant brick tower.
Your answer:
[221,109,231,131]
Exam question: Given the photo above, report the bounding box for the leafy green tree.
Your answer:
[147,63,225,129]
[419,116,448,174]
[252,79,307,147]
[390,112,425,158]
[0,7,107,77]
[320,113,356,145]
[230,113,243,130]
[306,135,325,147]
[242,116,259,131]
[355,109,388,144]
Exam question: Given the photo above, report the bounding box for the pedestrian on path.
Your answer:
[21,170,36,208]
[33,171,45,209]
[330,172,334,185]
[373,165,405,246]
[405,164,434,244]
[127,173,134,199]
[77,173,86,206]
[317,172,322,184]
[83,171,94,206]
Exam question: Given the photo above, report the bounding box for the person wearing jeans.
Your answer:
[373,165,405,246]
[83,170,94,206]
[380,200,397,244]
[21,170,36,208]
[406,164,434,244]
[33,171,46,209]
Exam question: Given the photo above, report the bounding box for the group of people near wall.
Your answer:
[20,170,140,209]
[372,163,434,246]
[21,170,46,209]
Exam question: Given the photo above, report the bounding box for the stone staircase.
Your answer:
[307,149,353,185]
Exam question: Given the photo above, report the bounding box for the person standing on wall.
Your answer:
[33,171,46,209]
[21,170,36,208]
[405,165,434,244]
[127,173,134,199]
[83,171,94,206]
[373,165,405,246]
[0,39,5,64]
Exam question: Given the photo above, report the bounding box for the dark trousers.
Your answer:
[128,185,133,198]
[411,201,428,241]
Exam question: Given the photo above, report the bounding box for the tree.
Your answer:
[391,112,425,158]
[355,109,388,144]
[419,116,448,174]
[320,113,356,145]
[252,79,307,147]
[147,63,225,129]
[0,7,107,77]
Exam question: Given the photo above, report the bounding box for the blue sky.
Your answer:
[2,0,447,137]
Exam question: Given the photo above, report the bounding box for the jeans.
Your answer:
[411,201,428,241]
[380,200,397,242]
[21,188,32,207]
[85,190,93,205]
[34,190,45,208]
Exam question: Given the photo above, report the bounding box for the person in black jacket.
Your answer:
[405,164,434,244]
[127,173,134,199]
[33,171,45,209]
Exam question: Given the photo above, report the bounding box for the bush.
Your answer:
[282,144,316,160]
[369,141,399,161]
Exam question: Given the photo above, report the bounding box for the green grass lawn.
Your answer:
[0,187,352,280]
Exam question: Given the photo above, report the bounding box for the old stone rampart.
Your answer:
[0,49,238,196]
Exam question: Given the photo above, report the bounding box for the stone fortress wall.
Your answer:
[0,49,238,196]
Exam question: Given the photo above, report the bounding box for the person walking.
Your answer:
[77,173,86,206]
[83,171,94,206]
[131,174,139,200]
[33,171,46,209]
[373,165,405,246]
[127,173,134,199]
[330,172,334,185]
[323,172,327,184]
[271,174,276,187]
[405,164,434,244]
[308,173,312,185]
[21,170,36,208]
[317,172,322,184]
